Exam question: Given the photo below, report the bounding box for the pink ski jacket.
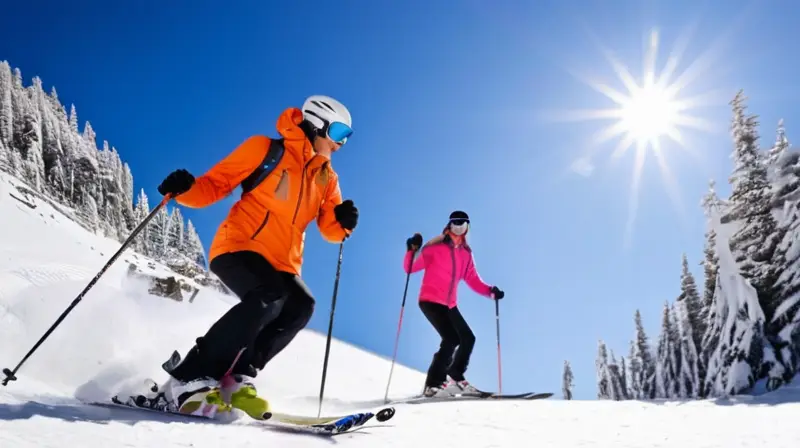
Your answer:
[403,234,494,308]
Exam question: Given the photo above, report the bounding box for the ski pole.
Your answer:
[317,238,346,418]
[2,195,172,386]
[495,297,502,395]
[383,250,414,403]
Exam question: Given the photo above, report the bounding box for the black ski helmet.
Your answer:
[449,210,469,223]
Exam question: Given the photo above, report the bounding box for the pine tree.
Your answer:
[627,339,641,398]
[184,219,206,267]
[596,340,611,399]
[562,360,574,400]
[132,189,151,255]
[167,207,185,251]
[630,310,656,399]
[699,179,721,397]
[675,299,701,398]
[619,356,628,399]
[147,206,170,257]
[607,351,626,400]
[655,301,679,398]
[766,119,799,208]
[677,254,704,350]
[726,90,783,328]
[676,253,704,395]
[703,200,770,396]
[0,61,14,169]
[768,198,800,386]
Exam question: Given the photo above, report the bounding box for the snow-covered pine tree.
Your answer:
[596,340,611,399]
[699,179,721,397]
[120,162,135,232]
[763,121,800,385]
[674,299,700,398]
[677,254,704,351]
[13,73,45,192]
[655,301,679,398]
[132,189,151,255]
[183,219,206,267]
[147,205,170,257]
[0,61,13,156]
[725,90,784,330]
[766,120,800,209]
[768,197,800,385]
[631,309,656,399]
[167,207,185,251]
[703,200,771,396]
[626,339,640,398]
[675,253,703,396]
[562,360,574,400]
[30,76,66,200]
[3,67,26,178]
[619,356,628,399]
[606,351,626,400]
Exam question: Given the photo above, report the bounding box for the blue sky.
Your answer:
[2,0,799,400]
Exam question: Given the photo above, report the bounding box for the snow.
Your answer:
[1,170,800,447]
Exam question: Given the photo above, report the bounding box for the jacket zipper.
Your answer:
[292,159,313,225]
[251,210,270,239]
[275,169,289,200]
[447,244,457,305]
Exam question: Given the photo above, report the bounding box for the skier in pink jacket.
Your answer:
[403,210,504,397]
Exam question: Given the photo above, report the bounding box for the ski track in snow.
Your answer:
[1,171,799,447]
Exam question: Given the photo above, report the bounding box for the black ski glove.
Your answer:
[158,169,195,196]
[491,286,504,300]
[334,199,359,231]
[406,233,423,252]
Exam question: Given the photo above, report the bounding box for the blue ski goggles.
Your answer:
[326,121,353,145]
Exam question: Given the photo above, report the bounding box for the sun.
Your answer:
[619,82,680,146]
[550,28,719,247]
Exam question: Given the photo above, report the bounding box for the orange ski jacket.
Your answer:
[174,107,349,275]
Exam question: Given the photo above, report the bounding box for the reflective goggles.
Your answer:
[325,121,353,145]
[449,218,470,226]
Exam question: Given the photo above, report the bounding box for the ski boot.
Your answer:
[422,381,455,398]
[445,375,482,396]
[221,373,270,420]
[165,376,232,418]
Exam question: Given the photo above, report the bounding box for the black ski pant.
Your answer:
[168,251,315,382]
[419,301,476,388]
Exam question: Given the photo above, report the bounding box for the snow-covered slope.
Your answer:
[1,171,799,447]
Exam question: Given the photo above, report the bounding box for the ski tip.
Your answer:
[375,407,395,422]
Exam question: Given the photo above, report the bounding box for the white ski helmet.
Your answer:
[302,95,352,142]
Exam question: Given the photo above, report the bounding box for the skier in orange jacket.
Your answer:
[150,95,359,418]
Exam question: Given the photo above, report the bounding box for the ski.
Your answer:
[392,391,553,404]
[87,394,395,436]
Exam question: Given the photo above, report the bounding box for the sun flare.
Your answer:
[550,28,720,247]
[619,83,679,146]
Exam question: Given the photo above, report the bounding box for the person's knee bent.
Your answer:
[242,287,288,325]
[294,293,315,329]
[461,329,476,349]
